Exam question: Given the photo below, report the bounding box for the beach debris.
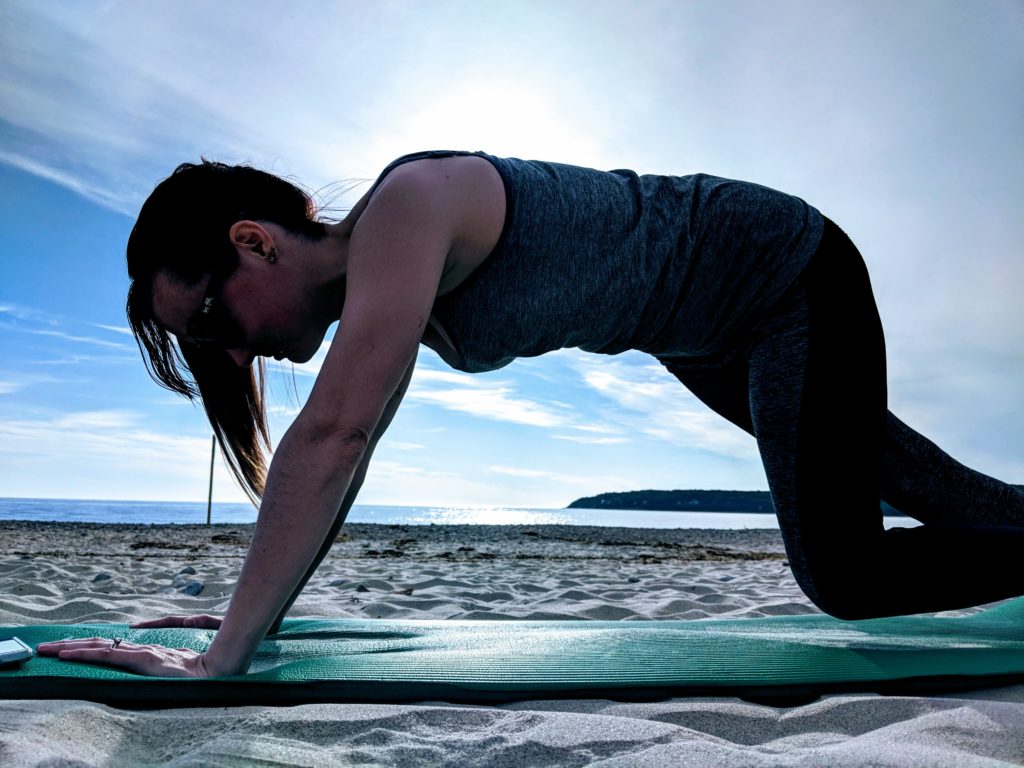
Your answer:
[363,548,405,557]
[210,533,247,546]
[178,580,205,596]
[171,573,205,594]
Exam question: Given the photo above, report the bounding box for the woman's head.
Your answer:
[126,160,328,502]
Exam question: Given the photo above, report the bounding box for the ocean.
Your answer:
[0,497,920,529]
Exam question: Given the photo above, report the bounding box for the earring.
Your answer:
[268,247,277,264]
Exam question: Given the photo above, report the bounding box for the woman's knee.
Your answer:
[790,561,881,621]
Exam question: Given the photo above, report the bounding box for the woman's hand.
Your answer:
[36,638,216,678]
[130,614,223,630]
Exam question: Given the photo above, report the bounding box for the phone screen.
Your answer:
[0,637,33,664]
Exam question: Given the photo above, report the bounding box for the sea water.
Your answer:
[0,497,919,529]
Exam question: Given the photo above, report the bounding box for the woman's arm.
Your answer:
[202,166,454,675]
[130,354,417,637]
[264,352,416,635]
[40,162,459,677]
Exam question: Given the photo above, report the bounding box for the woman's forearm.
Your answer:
[202,419,367,676]
[264,469,366,636]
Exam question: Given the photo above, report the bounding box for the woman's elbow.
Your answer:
[289,416,371,462]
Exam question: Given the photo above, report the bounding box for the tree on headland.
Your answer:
[567,487,1024,515]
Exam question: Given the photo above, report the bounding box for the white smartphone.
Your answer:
[0,637,33,668]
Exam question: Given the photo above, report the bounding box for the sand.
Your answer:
[1,521,1022,767]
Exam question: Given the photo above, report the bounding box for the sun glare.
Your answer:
[367,78,609,169]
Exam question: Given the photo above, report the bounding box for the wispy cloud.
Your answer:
[358,458,601,508]
[94,323,133,336]
[567,423,626,435]
[2,302,132,350]
[28,353,139,367]
[572,355,757,460]
[0,407,255,502]
[54,410,139,430]
[27,328,128,349]
[0,409,210,470]
[0,149,135,215]
[0,370,64,393]
[384,441,425,451]
[408,368,570,428]
[487,465,613,486]
[267,404,301,418]
[0,303,58,325]
[553,434,630,445]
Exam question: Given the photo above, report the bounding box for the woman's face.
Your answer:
[151,255,326,367]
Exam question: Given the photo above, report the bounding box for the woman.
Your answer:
[38,150,1024,677]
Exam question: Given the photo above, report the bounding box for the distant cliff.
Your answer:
[568,486,1024,517]
[567,489,910,515]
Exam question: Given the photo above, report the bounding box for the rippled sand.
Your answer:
[1,522,1021,767]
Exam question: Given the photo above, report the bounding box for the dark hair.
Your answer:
[126,160,327,503]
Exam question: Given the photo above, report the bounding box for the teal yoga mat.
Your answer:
[4,598,1024,706]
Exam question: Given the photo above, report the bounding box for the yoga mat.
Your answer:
[3,598,1024,707]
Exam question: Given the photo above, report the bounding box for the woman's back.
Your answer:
[375,151,824,372]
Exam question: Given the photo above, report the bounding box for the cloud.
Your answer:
[0,406,257,502]
[1,303,133,353]
[383,441,424,451]
[28,353,139,367]
[27,328,128,349]
[0,370,64,393]
[54,410,139,430]
[267,404,301,418]
[94,323,134,336]
[553,434,629,445]
[0,408,210,472]
[487,465,614,486]
[572,355,757,460]
[0,149,134,215]
[357,459,499,506]
[407,368,569,428]
[0,303,58,325]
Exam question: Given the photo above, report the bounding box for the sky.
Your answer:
[1,0,1021,508]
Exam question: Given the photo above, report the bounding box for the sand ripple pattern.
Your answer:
[0,521,1019,767]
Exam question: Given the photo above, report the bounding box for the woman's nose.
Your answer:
[226,347,255,368]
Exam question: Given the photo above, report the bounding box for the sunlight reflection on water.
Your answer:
[0,499,921,529]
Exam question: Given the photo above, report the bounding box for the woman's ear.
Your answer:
[229,220,275,260]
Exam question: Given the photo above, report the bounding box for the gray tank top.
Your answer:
[370,150,824,372]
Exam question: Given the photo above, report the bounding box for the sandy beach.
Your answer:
[1,521,1022,766]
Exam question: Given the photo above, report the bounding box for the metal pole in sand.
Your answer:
[206,435,215,527]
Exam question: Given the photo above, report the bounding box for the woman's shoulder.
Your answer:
[348,153,507,291]
[373,150,493,192]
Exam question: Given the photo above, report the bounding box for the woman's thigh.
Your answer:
[748,219,888,602]
[658,354,755,437]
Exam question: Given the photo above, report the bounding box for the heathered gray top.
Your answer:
[372,150,824,373]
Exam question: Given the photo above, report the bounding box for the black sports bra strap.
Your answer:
[365,150,485,201]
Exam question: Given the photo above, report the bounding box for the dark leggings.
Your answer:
[660,218,1024,619]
